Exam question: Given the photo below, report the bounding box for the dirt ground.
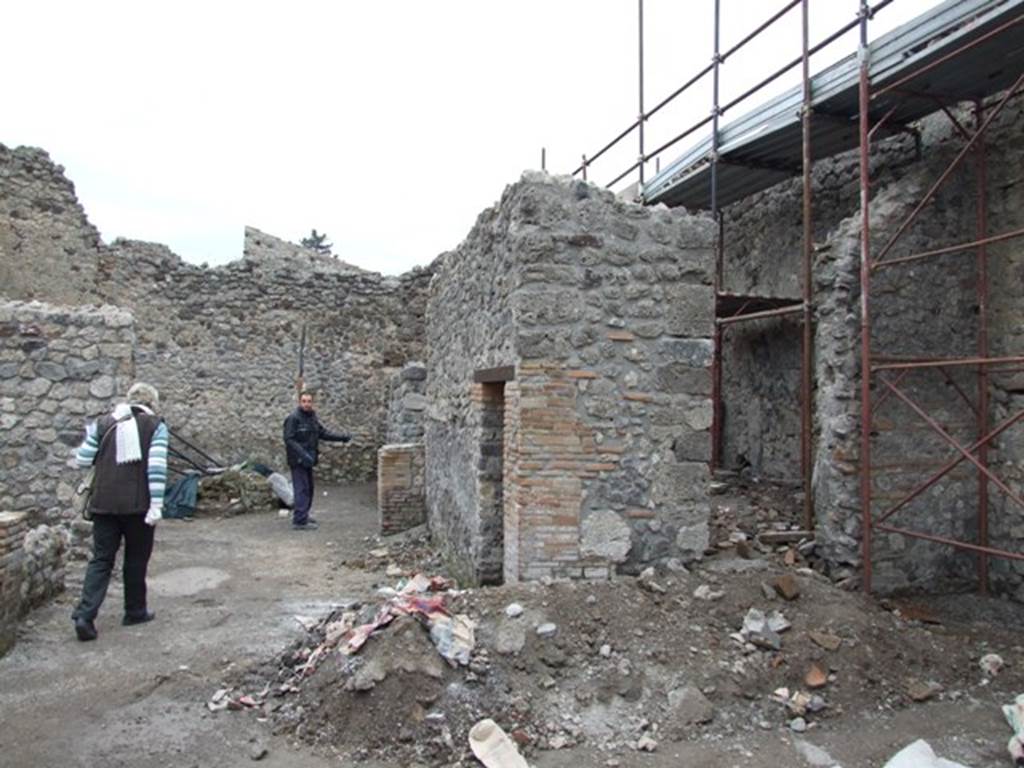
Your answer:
[1,481,1022,768]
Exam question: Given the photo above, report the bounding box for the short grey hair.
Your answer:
[127,382,160,410]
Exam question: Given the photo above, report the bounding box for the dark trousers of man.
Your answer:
[291,465,314,525]
[73,514,155,622]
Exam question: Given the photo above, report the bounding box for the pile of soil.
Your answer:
[217,484,1024,767]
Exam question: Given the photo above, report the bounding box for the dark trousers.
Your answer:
[73,514,155,622]
[291,465,314,525]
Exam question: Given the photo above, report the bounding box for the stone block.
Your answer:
[663,284,714,337]
[579,509,632,563]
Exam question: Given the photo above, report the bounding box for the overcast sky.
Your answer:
[4,0,935,275]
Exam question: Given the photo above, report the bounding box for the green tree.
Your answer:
[301,229,333,255]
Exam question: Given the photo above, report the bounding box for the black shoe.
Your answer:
[74,617,97,642]
[292,520,319,530]
[122,611,156,626]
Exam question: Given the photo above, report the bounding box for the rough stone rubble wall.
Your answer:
[719,134,921,479]
[0,300,135,611]
[385,362,427,444]
[0,146,102,307]
[0,301,136,524]
[0,145,435,482]
[96,232,433,482]
[810,96,1024,593]
[984,97,1024,599]
[425,193,519,585]
[0,512,27,657]
[427,173,715,584]
[377,362,429,535]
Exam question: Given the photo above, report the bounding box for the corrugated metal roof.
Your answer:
[644,0,1024,210]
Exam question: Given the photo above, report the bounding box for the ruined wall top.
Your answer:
[0,142,436,482]
[0,145,103,306]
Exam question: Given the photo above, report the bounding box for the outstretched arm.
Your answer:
[318,420,351,443]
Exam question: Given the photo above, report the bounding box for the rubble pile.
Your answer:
[194,468,279,517]
[213,530,1024,766]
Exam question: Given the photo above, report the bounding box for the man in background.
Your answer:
[283,390,351,530]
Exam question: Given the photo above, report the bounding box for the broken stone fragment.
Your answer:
[774,573,800,600]
[494,620,526,655]
[979,653,1004,677]
[808,630,842,651]
[741,608,790,650]
[249,743,268,761]
[636,734,658,752]
[536,623,557,637]
[693,584,724,601]
[805,662,828,689]
[667,685,715,725]
[766,611,791,634]
[504,602,524,618]
[906,679,943,702]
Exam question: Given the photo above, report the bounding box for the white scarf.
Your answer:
[112,403,154,465]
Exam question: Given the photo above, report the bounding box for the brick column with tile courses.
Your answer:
[377,443,426,535]
[503,362,618,582]
[0,512,28,656]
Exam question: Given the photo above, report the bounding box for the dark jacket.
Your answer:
[283,408,350,469]
[90,409,162,516]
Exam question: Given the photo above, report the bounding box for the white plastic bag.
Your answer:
[267,472,294,507]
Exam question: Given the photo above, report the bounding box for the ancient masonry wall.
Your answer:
[0,144,435,483]
[719,133,922,479]
[377,363,429,535]
[0,145,102,307]
[807,95,1024,593]
[427,173,715,584]
[0,301,136,524]
[385,362,427,444]
[0,301,134,613]
[0,513,28,657]
[377,444,426,535]
[97,232,433,482]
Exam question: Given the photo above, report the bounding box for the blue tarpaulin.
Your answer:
[164,472,200,519]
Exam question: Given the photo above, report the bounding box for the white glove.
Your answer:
[144,505,162,527]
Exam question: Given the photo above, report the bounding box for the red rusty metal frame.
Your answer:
[858,8,1024,593]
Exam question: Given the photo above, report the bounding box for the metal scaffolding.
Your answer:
[856,3,1024,592]
[572,0,1024,589]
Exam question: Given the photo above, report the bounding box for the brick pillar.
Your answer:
[377,444,426,535]
[504,363,618,582]
[0,512,27,656]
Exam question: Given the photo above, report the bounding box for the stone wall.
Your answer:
[0,300,136,614]
[95,232,433,482]
[20,524,69,611]
[377,444,426,535]
[0,301,136,525]
[0,146,102,307]
[719,134,921,479]
[0,512,27,657]
[965,95,1024,598]
[427,173,716,584]
[809,94,1024,593]
[0,144,435,483]
[385,362,427,444]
